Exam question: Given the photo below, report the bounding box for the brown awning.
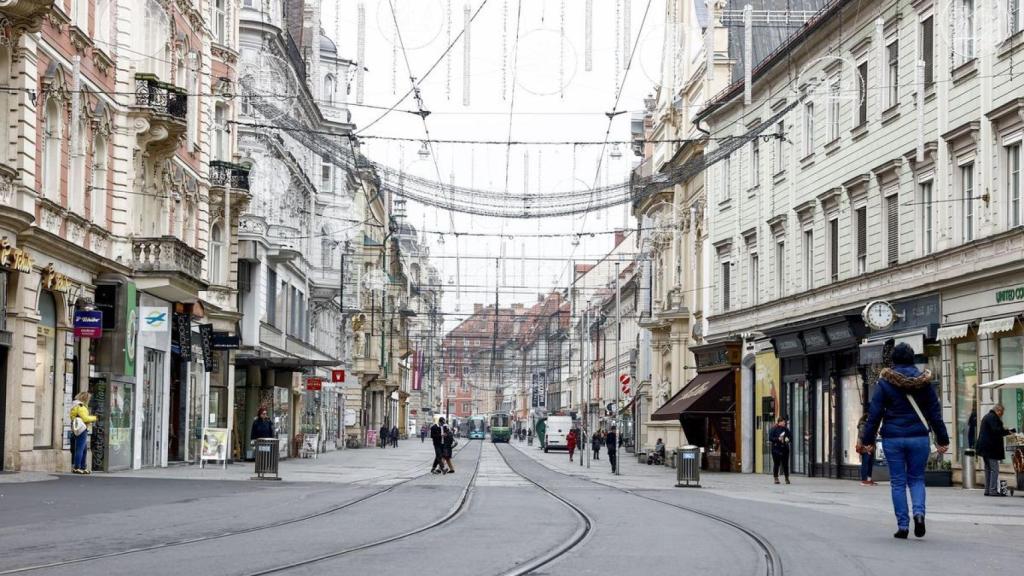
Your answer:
[650,369,736,421]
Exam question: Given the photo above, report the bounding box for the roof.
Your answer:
[320,33,337,54]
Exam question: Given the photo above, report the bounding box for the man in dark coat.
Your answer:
[769,418,792,484]
[379,425,389,448]
[430,418,446,474]
[606,426,618,473]
[976,404,1017,496]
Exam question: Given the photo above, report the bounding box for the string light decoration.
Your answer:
[356,1,366,104]
[502,0,508,100]
[585,0,593,71]
[559,0,566,98]
[446,0,452,99]
[463,2,472,106]
[623,0,631,67]
[615,0,622,88]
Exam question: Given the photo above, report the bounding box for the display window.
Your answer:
[33,291,57,448]
[997,335,1024,443]
[954,340,979,452]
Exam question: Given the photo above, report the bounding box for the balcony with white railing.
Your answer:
[131,236,207,301]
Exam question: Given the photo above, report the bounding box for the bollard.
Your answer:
[962,449,976,489]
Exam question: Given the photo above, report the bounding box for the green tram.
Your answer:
[489,412,512,443]
[468,415,487,440]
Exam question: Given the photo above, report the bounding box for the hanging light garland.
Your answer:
[623,0,631,68]
[356,1,366,104]
[585,0,593,72]
[445,0,452,100]
[502,0,508,100]
[462,2,472,106]
[559,0,566,98]
[615,0,622,88]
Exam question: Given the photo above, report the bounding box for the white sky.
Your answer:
[323,0,667,330]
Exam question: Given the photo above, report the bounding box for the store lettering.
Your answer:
[0,237,34,273]
[995,286,1024,304]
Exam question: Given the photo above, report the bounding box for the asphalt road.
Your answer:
[1,441,1022,576]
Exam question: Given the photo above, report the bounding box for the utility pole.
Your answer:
[339,241,347,450]
[585,299,591,469]
[614,262,621,476]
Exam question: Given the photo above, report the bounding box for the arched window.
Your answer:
[91,132,108,224]
[210,223,224,285]
[134,0,170,77]
[34,291,58,448]
[323,74,335,106]
[42,99,62,201]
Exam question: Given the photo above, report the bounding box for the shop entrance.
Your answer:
[787,381,810,475]
[0,347,6,471]
[142,348,165,467]
[815,378,840,477]
[168,353,186,462]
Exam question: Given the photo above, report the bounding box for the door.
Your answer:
[168,354,184,461]
[0,348,6,471]
[815,378,839,477]
[142,348,165,467]
[787,381,810,475]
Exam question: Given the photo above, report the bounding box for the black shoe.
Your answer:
[894,529,909,539]
[913,515,925,538]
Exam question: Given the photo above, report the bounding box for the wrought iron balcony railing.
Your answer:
[134,74,187,121]
[209,160,251,190]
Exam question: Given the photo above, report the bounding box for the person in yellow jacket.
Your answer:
[69,392,97,474]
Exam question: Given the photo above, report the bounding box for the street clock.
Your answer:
[862,300,898,331]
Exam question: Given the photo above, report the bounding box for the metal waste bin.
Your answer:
[962,449,977,490]
[676,445,701,488]
[253,438,281,480]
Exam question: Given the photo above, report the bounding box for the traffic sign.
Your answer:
[619,373,631,395]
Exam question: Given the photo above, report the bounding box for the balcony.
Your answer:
[0,0,55,31]
[131,74,188,158]
[131,236,208,301]
[209,161,251,191]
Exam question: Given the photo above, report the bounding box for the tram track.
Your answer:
[0,443,474,576]
[242,439,484,575]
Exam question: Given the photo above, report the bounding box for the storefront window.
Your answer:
[274,386,290,452]
[208,351,229,428]
[841,374,862,466]
[998,336,1024,437]
[107,379,133,469]
[33,292,57,448]
[955,341,978,451]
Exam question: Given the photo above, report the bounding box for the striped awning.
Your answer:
[936,323,971,342]
[977,317,1018,337]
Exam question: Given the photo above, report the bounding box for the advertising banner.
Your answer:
[201,428,229,462]
[73,310,103,338]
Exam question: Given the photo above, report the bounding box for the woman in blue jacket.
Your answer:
[859,343,949,539]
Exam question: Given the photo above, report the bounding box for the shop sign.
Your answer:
[200,428,229,462]
[73,310,103,338]
[40,264,72,293]
[172,312,191,361]
[772,334,805,358]
[825,323,856,346]
[995,286,1024,304]
[210,331,240,350]
[125,284,137,377]
[332,369,345,383]
[198,324,214,372]
[306,377,323,391]
[802,328,829,352]
[140,306,169,332]
[0,239,33,273]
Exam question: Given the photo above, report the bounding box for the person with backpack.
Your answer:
[859,343,949,539]
[69,392,97,474]
[430,418,447,474]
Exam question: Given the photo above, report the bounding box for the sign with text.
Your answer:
[199,324,214,372]
[210,332,240,350]
[172,313,191,361]
[73,310,103,338]
[306,377,323,391]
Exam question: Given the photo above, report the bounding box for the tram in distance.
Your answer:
[468,415,487,440]
[489,412,512,443]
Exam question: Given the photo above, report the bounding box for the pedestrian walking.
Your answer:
[69,392,97,474]
[430,418,446,473]
[420,424,428,443]
[379,425,388,448]
[857,413,876,486]
[859,343,949,539]
[441,420,456,474]
[567,429,577,462]
[390,425,399,448]
[769,417,792,484]
[606,425,618,473]
[250,406,275,442]
[591,430,602,461]
[976,404,1016,497]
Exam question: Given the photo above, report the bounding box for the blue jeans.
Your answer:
[883,436,930,529]
[72,432,88,470]
[860,451,875,481]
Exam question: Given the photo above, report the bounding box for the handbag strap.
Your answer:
[906,393,930,431]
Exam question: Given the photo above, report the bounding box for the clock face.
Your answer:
[864,301,895,329]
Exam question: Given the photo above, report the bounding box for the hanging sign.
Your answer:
[73,310,103,338]
[172,312,192,360]
[306,377,323,391]
[210,331,240,350]
[331,369,345,383]
[199,324,214,372]
[140,306,169,332]
[619,373,632,395]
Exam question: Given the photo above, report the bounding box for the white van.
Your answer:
[544,416,573,453]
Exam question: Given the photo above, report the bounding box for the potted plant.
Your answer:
[924,453,953,487]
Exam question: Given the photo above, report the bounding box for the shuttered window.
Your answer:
[722,262,731,311]
[855,207,867,274]
[921,182,934,254]
[857,61,868,126]
[829,219,839,282]
[921,17,934,89]
[750,253,759,305]
[776,241,786,298]
[886,194,900,266]
[804,230,814,289]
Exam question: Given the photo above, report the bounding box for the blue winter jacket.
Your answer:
[860,365,949,447]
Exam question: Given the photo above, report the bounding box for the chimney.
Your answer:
[474,303,483,314]
[613,229,626,247]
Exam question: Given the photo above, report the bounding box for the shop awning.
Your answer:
[650,369,736,421]
[234,353,340,370]
[978,316,1018,337]
[936,323,971,342]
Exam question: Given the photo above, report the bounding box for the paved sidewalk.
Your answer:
[507,439,1024,527]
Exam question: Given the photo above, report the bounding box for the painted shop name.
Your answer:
[995,286,1024,304]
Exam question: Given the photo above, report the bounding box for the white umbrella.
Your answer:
[979,373,1024,389]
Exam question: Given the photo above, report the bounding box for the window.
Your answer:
[920,17,934,90]
[721,261,731,311]
[1011,0,1021,35]
[462,366,471,377]
[962,164,974,242]
[213,0,227,44]
[803,102,814,157]
[829,219,839,282]
[722,155,731,200]
[750,137,760,188]
[70,116,87,213]
[95,0,112,46]
[775,241,786,298]
[803,230,814,289]
[749,253,759,305]
[958,0,975,61]
[887,193,900,265]
[72,0,89,29]
[885,40,899,109]
[321,233,334,269]
[42,99,62,201]
[34,291,58,448]
[323,74,335,106]
[213,103,227,160]
[855,206,867,273]
[955,340,978,452]
[773,120,785,174]
[266,267,277,325]
[462,402,472,414]
[828,79,841,141]
[998,336,1024,435]
[448,364,456,376]
[856,61,868,126]
[1009,143,1021,227]
[921,181,934,254]
[91,133,108,224]
[321,160,332,192]
[210,223,224,285]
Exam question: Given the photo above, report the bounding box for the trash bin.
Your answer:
[253,438,281,481]
[676,445,701,488]
[962,449,976,490]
